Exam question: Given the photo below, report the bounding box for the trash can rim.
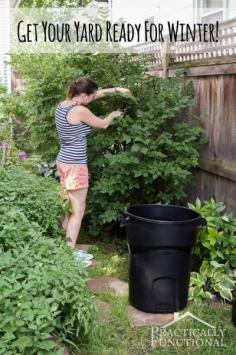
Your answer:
[125,203,202,225]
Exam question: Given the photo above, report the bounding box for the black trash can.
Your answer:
[123,204,207,313]
[232,298,236,326]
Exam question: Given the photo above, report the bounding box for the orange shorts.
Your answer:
[56,161,89,195]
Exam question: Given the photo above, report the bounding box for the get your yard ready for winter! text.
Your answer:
[16,20,219,44]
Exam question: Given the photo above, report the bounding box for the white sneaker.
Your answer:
[73,253,93,268]
[74,250,94,260]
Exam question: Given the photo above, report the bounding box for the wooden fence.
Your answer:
[134,19,236,215]
[134,18,236,72]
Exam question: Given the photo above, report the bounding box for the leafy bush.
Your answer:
[0,167,64,239]
[188,198,236,302]
[86,73,205,235]
[2,54,146,160]
[37,158,59,180]
[0,236,96,354]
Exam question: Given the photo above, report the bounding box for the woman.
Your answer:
[55,77,130,258]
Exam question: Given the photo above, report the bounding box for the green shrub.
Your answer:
[188,198,236,303]
[86,73,205,235]
[2,54,146,160]
[36,158,59,180]
[0,236,96,354]
[0,167,64,239]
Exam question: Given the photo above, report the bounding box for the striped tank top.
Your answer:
[55,103,92,164]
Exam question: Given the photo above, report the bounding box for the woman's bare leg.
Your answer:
[61,188,71,231]
[62,213,71,231]
[65,188,88,249]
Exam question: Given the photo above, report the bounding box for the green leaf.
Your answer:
[207,227,219,238]
[210,260,224,268]
[188,287,194,300]
[216,250,224,259]
[219,278,235,290]
[219,288,233,301]
[203,291,213,299]
[230,258,236,268]
[54,349,64,355]
[39,340,56,350]
[1,332,16,341]
[195,198,201,209]
[13,336,33,347]
[193,286,203,298]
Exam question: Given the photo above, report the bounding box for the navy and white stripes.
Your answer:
[55,103,92,164]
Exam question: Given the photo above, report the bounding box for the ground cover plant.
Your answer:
[0,166,64,239]
[0,236,96,355]
[188,198,236,303]
[0,166,96,354]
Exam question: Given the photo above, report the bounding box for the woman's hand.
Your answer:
[108,110,124,119]
[115,87,131,95]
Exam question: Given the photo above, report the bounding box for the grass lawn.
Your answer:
[72,231,236,355]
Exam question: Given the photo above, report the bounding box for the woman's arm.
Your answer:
[68,106,123,129]
[94,87,131,100]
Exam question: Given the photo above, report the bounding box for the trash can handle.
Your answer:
[199,217,207,228]
[119,213,130,226]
